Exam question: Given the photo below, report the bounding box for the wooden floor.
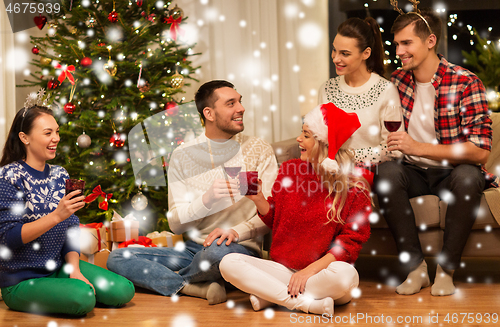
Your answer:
[2,256,500,327]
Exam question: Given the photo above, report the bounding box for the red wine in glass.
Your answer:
[384,121,401,132]
[224,167,241,178]
[65,179,85,198]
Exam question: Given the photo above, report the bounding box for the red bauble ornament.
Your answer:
[108,11,118,23]
[110,133,126,148]
[136,0,143,6]
[81,57,92,67]
[98,42,106,47]
[32,47,40,55]
[34,14,47,30]
[64,102,76,114]
[147,14,156,22]
[47,79,60,90]
[165,101,179,116]
[175,136,184,145]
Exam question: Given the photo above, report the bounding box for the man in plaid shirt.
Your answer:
[374,9,498,297]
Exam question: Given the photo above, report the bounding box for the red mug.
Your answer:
[239,171,259,195]
[65,179,85,198]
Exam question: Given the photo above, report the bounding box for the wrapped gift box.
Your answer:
[146,231,183,247]
[80,223,108,255]
[110,220,140,242]
[106,229,112,251]
[110,211,139,243]
[80,249,110,270]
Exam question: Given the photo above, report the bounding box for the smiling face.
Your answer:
[19,113,60,169]
[331,34,370,76]
[204,87,245,139]
[296,124,317,163]
[394,23,436,72]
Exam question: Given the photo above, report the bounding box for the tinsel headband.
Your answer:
[20,88,49,131]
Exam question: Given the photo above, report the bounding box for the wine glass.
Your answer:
[223,166,241,179]
[383,106,403,132]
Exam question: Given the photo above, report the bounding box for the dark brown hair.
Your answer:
[194,80,235,125]
[337,17,385,76]
[391,9,442,52]
[1,106,54,167]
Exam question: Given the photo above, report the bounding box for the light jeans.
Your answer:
[220,253,359,313]
[107,239,259,296]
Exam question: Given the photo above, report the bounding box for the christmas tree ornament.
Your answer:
[136,0,143,6]
[104,46,117,76]
[70,26,78,34]
[168,5,184,20]
[147,14,156,22]
[32,47,40,55]
[55,63,76,85]
[110,132,126,148]
[64,82,78,114]
[165,101,179,116]
[108,11,118,23]
[138,81,150,93]
[48,22,58,30]
[131,191,148,211]
[34,14,47,29]
[77,133,91,148]
[47,79,60,90]
[170,72,184,89]
[108,2,118,23]
[64,102,76,114]
[40,57,52,65]
[175,136,184,145]
[97,42,106,47]
[164,15,184,41]
[104,61,117,76]
[86,15,95,28]
[137,61,143,88]
[81,57,93,67]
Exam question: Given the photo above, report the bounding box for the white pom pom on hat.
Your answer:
[303,102,361,173]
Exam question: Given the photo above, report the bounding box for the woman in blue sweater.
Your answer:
[0,96,134,316]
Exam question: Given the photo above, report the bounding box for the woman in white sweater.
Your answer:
[318,17,402,180]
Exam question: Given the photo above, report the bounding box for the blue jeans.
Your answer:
[107,239,259,296]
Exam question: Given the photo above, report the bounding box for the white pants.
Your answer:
[220,253,359,313]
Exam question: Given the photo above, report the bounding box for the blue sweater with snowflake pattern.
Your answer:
[0,161,80,288]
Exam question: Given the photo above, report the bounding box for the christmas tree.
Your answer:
[462,29,500,111]
[20,0,201,231]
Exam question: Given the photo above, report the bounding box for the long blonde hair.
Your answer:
[309,137,370,225]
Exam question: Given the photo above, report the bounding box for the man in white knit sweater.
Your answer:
[108,80,278,305]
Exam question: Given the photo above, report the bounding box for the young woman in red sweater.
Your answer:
[210,103,371,316]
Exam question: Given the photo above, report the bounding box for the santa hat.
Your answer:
[303,102,361,174]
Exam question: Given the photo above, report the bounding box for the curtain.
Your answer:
[0,2,17,154]
[179,0,329,143]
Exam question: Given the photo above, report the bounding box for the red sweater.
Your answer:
[259,159,371,270]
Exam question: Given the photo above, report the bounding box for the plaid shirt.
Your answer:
[391,55,499,188]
